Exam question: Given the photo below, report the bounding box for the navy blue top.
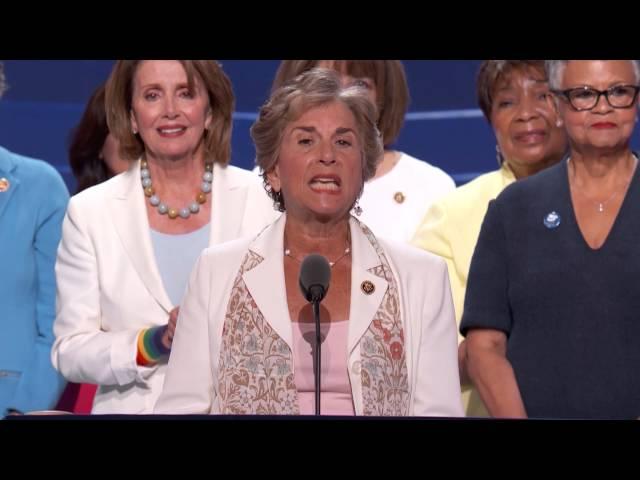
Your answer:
[461,159,640,419]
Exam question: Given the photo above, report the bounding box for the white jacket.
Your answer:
[156,214,463,416]
[52,161,279,414]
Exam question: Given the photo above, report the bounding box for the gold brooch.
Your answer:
[361,280,375,295]
[393,191,405,204]
[0,178,10,192]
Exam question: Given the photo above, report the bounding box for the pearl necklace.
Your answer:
[140,160,213,219]
[284,232,351,268]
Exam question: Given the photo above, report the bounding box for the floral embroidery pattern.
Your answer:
[217,220,408,416]
[218,251,299,414]
[358,221,409,416]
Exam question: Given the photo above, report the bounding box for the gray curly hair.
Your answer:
[251,67,384,212]
[546,60,640,90]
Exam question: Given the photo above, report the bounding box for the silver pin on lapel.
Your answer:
[543,211,561,229]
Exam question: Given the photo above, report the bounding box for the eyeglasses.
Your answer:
[551,85,640,111]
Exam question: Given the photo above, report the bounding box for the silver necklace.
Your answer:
[141,159,213,219]
[568,155,637,213]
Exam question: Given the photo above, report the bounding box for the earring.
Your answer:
[274,190,284,212]
[132,126,138,135]
[495,145,505,167]
[556,118,563,127]
[265,183,284,212]
[352,200,363,217]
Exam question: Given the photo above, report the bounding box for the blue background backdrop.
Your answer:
[2,60,638,193]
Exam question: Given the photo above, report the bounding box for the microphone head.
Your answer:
[298,254,331,303]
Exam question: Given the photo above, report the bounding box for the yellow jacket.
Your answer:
[411,163,515,416]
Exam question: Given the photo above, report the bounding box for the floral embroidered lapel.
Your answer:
[217,215,409,415]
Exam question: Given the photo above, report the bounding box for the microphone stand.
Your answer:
[298,254,330,417]
[312,298,321,416]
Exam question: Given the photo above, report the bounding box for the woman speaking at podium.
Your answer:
[156,68,463,417]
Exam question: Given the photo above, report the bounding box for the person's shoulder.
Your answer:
[199,230,261,273]
[217,163,262,188]
[68,168,130,209]
[0,148,69,204]
[6,149,66,187]
[380,236,447,272]
[455,168,505,196]
[205,234,251,254]
[425,168,504,219]
[496,161,565,206]
[397,152,455,185]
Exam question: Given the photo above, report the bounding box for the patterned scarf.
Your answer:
[217,220,409,415]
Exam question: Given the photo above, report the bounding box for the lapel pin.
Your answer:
[543,211,561,229]
[361,280,375,295]
[0,178,10,192]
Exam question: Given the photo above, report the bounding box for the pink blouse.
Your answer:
[292,319,355,416]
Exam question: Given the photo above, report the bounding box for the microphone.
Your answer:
[299,254,331,303]
[298,254,331,416]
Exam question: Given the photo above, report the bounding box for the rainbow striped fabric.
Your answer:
[136,326,171,366]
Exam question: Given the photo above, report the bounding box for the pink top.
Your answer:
[292,319,355,416]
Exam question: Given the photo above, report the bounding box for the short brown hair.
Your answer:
[105,60,235,165]
[252,68,384,211]
[272,60,409,147]
[476,60,546,123]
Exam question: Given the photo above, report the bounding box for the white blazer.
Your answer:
[155,214,464,416]
[52,161,279,414]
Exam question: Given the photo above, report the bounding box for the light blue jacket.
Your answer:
[0,146,68,416]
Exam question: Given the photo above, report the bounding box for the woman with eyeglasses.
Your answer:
[460,60,640,419]
[411,61,567,417]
